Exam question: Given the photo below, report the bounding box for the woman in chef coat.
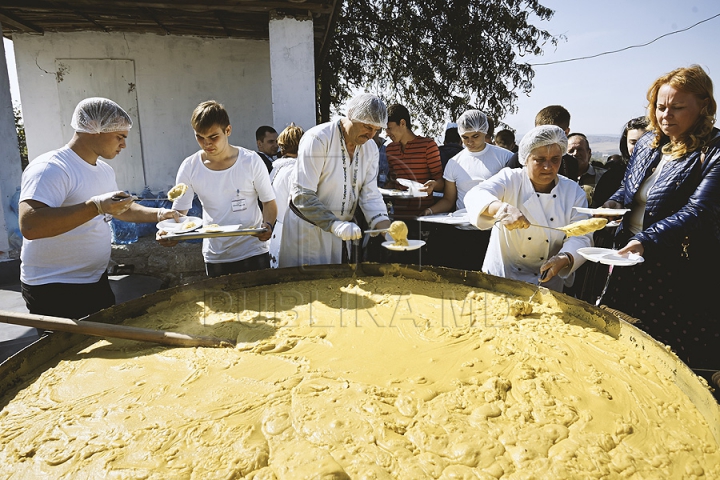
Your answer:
[465,125,592,292]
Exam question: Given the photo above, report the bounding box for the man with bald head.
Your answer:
[567,133,606,203]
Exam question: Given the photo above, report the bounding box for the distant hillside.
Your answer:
[587,135,621,161]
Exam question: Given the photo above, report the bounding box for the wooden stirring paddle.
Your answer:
[0,310,235,348]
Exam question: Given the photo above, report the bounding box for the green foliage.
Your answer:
[320,0,558,135]
[13,106,28,169]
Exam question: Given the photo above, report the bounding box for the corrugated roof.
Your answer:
[0,0,338,60]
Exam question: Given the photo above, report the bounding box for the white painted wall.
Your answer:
[269,14,317,132]
[13,32,276,194]
[0,24,23,259]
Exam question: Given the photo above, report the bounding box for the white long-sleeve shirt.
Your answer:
[279,121,389,267]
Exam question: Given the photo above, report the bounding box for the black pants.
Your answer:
[21,272,116,319]
[205,252,270,278]
[424,224,490,271]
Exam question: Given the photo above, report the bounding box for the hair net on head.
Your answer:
[346,93,388,128]
[70,97,133,134]
[518,125,568,165]
[457,109,488,135]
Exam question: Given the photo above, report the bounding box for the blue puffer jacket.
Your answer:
[609,128,720,257]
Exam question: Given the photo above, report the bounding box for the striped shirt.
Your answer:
[386,136,442,217]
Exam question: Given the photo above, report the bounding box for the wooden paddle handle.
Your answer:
[0,310,235,348]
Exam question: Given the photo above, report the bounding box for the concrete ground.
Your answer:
[0,259,164,362]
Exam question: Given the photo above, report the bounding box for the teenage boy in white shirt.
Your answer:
[165,100,277,277]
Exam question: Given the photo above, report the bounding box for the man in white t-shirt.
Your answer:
[19,97,179,319]
[420,110,512,271]
[163,100,277,277]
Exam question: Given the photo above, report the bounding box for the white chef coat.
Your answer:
[279,121,389,267]
[465,167,592,291]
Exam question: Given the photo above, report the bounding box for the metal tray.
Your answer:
[159,226,267,241]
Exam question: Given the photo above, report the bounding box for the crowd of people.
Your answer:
[17,64,719,385]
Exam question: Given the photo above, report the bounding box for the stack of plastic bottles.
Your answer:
[7,186,23,250]
[111,187,203,245]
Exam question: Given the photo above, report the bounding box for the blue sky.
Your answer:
[2,38,19,105]
[502,0,720,136]
[5,1,720,137]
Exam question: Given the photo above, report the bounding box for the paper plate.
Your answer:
[382,239,426,251]
[196,224,243,234]
[577,247,644,266]
[156,216,202,233]
[574,207,630,216]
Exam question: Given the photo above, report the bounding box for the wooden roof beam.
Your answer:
[143,7,171,35]
[0,8,45,34]
[214,11,232,37]
[13,0,332,15]
[56,1,109,32]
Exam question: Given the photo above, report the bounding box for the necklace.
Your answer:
[337,121,360,216]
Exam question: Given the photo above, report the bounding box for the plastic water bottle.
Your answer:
[111,218,138,244]
[188,194,203,217]
[7,186,22,249]
[136,186,158,238]
[186,194,203,243]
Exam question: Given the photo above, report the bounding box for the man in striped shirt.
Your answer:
[384,104,444,218]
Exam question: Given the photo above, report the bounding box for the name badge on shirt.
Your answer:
[232,198,247,212]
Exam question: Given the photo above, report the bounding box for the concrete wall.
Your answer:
[13,32,276,193]
[0,24,22,259]
[269,14,317,132]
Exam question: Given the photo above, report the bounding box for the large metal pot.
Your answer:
[2,263,719,449]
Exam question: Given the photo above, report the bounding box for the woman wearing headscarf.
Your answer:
[601,65,720,373]
[465,125,592,292]
[278,93,391,267]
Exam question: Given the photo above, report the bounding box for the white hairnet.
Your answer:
[71,97,133,134]
[518,125,568,165]
[346,93,388,128]
[457,109,488,135]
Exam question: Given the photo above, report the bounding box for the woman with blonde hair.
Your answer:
[601,65,720,379]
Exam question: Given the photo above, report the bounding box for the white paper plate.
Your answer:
[382,239,426,251]
[156,216,202,233]
[577,247,644,266]
[574,207,630,216]
[196,224,243,234]
[378,188,417,198]
[396,178,429,197]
